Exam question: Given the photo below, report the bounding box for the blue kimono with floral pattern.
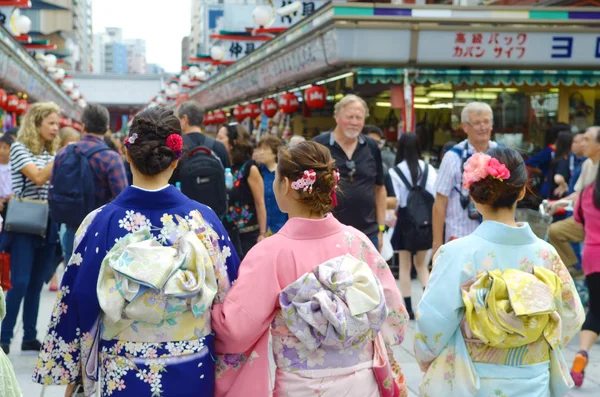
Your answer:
[32,185,240,397]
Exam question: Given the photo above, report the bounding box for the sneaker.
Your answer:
[21,339,42,352]
[570,350,588,387]
[0,344,8,354]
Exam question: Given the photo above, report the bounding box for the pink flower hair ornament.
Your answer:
[291,169,317,193]
[462,153,511,190]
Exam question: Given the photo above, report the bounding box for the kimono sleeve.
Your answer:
[547,247,585,347]
[32,209,103,386]
[414,247,463,372]
[358,233,408,346]
[211,240,281,354]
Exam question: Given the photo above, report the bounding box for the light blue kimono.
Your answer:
[415,221,585,397]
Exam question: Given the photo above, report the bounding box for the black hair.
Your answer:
[470,146,528,209]
[362,125,384,140]
[225,124,253,165]
[395,133,422,186]
[177,101,204,127]
[442,141,458,154]
[126,107,182,176]
[0,134,14,145]
[544,123,570,147]
[82,103,110,134]
[4,127,18,137]
[104,134,118,152]
[553,130,573,164]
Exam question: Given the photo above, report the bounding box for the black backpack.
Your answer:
[179,134,227,218]
[393,164,434,248]
[49,144,110,228]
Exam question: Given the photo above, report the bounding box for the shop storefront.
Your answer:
[178,3,600,152]
[0,20,82,129]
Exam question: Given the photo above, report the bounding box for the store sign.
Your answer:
[194,30,335,108]
[417,31,600,67]
[220,1,328,31]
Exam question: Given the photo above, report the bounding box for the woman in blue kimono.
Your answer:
[33,108,240,397]
[415,146,585,397]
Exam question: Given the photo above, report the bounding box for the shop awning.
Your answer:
[357,68,600,87]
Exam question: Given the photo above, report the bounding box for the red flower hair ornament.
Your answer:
[166,134,183,159]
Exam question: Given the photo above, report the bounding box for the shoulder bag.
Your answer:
[4,171,49,238]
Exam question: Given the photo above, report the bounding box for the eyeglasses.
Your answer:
[346,160,356,184]
[466,120,493,129]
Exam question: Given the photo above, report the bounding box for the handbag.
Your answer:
[4,174,49,238]
[0,252,10,291]
[373,332,406,397]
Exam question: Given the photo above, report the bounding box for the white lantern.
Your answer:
[276,1,302,16]
[169,82,180,95]
[70,89,81,100]
[210,46,225,62]
[62,79,74,91]
[78,98,87,108]
[180,73,191,85]
[14,15,32,35]
[188,65,200,76]
[252,6,274,27]
[53,68,65,81]
[195,70,207,81]
[44,54,57,68]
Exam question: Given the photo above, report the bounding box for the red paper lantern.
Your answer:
[16,100,28,115]
[261,99,278,117]
[279,93,299,114]
[0,89,7,110]
[213,110,226,124]
[233,105,245,122]
[6,95,19,113]
[72,122,83,131]
[304,86,327,109]
[203,112,215,125]
[247,103,261,119]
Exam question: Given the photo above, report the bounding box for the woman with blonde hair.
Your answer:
[1,102,61,355]
[58,126,80,148]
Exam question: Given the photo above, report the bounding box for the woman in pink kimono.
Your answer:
[211,141,408,397]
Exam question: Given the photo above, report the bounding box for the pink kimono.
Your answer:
[212,214,408,397]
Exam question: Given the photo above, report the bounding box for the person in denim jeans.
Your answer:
[1,103,61,355]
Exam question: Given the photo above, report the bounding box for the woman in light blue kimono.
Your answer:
[32,108,240,397]
[415,146,585,397]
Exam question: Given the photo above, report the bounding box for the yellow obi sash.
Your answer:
[461,267,563,366]
[97,229,218,342]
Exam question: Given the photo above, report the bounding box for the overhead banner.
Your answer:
[417,30,600,67]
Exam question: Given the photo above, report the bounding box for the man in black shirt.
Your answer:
[176,101,231,168]
[314,94,386,251]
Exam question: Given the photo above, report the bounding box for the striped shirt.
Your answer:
[10,142,53,200]
[435,139,498,242]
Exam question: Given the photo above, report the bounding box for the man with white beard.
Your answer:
[314,94,386,251]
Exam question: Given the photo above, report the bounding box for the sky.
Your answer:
[92,0,191,73]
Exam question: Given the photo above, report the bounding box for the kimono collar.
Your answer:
[278,213,343,240]
[472,221,539,246]
[111,185,189,210]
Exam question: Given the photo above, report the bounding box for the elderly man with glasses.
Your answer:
[432,102,498,256]
[314,94,386,251]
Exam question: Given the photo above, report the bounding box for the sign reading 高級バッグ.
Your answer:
[417,31,600,67]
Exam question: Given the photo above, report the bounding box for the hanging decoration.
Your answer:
[6,95,19,113]
[304,86,327,109]
[214,110,227,124]
[246,103,261,119]
[261,98,278,117]
[16,99,28,115]
[279,93,299,114]
[233,105,246,122]
[203,112,216,125]
[0,89,7,110]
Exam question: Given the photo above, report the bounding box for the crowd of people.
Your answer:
[0,95,596,396]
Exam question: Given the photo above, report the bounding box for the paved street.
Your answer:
[5,280,600,397]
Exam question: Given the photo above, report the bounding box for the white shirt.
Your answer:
[389,160,437,208]
[0,163,11,198]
